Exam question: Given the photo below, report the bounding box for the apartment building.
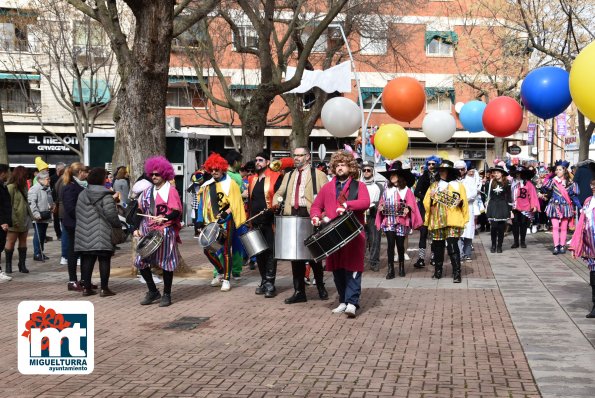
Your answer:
[0,0,541,170]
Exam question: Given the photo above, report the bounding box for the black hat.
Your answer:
[520,167,536,180]
[438,159,454,169]
[489,166,509,176]
[379,163,415,187]
[378,162,400,180]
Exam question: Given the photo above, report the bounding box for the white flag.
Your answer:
[285,61,352,94]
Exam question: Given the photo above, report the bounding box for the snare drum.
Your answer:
[198,223,227,252]
[274,216,313,260]
[136,230,164,259]
[304,211,363,261]
[240,229,268,257]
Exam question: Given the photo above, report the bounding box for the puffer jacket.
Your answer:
[28,183,53,223]
[7,184,29,232]
[75,185,121,253]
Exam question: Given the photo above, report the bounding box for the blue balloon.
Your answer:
[521,66,571,119]
[459,100,487,132]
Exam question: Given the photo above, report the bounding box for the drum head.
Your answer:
[199,223,220,248]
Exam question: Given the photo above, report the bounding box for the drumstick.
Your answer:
[138,214,164,220]
[239,209,269,227]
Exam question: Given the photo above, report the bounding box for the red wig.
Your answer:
[203,152,229,172]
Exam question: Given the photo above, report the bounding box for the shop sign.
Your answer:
[7,134,79,153]
[507,145,521,155]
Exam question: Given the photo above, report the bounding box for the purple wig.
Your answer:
[144,156,175,181]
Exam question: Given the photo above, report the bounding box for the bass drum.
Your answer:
[274,216,313,260]
[304,211,363,262]
[240,229,268,258]
[136,230,164,260]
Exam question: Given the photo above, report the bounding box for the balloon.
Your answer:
[570,41,595,122]
[370,134,375,146]
[459,100,487,132]
[521,66,571,119]
[381,77,426,122]
[482,96,523,137]
[454,102,465,113]
[422,112,456,143]
[374,124,409,159]
[320,97,362,137]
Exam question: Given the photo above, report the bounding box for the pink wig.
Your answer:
[144,156,176,181]
[203,153,229,172]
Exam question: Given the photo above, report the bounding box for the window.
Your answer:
[425,31,458,56]
[166,83,207,108]
[233,25,259,50]
[360,29,387,55]
[426,93,452,112]
[230,85,256,102]
[363,93,383,110]
[0,22,29,51]
[301,25,328,53]
[173,20,207,48]
[73,20,107,56]
[0,79,40,113]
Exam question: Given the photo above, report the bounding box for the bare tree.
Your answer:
[179,0,349,160]
[0,107,7,164]
[65,0,217,179]
[514,0,595,160]
[0,1,119,161]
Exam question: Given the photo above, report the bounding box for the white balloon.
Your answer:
[422,112,456,143]
[318,144,327,160]
[454,102,465,114]
[321,97,362,138]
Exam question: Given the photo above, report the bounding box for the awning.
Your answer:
[0,73,40,80]
[425,87,455,103]
[230,84,258,90]
[72,79,111,105]
[424,31,459,46]
[168,76,201,84]
[360,87,383,101]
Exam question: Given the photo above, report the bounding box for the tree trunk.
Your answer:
[240,96,270,161]
[578,113,595,162]
[289,118,308,151]
[0,107,8,164]
[494,137,503,160]
[111,1,173,180]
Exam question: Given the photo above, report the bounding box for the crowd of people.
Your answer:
[2,151,595,318]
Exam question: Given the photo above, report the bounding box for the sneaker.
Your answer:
[67,281,82,291]
[221,279,231,291]
[140,290,162,305]
[0,271,12,282]
[210,276,222,287]
[304,277,311,285]
[60,257,68,265]
[344,304,357,318]
[159,293,172,307]
[331,303,347,314]
[532,225,538,234]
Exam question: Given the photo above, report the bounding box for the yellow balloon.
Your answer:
[438,150,449,160]
[374,124,409,159]
[570,41,595,121]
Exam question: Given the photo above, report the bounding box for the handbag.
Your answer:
[39,210,52,221]
[93,200,128,245]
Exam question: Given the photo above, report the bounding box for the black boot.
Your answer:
[451,254,461,283]
[413,258,425,268]
[398,260,405,277]
[490,244,496,253]
[17,248,28,273]
[4,250,13,274]
[255,261,266,295]
[432,263,443,279]
[386,263,395,279]
[264,260,277,298]
[520,240,527,248]
[587,272,595,319]
[316,283,329,300]
[511,241,519,249]
[284,276,307,304]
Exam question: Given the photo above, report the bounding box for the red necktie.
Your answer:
[294,170,302,210]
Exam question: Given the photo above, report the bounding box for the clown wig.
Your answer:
[329,150,360,180]
[425,155,441,169]
[203,152,229,173]
[144,156,175,181]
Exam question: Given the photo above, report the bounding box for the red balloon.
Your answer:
[382,77,426,122]
[482,96,523,137]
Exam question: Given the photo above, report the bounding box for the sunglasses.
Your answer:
[150,173,161,177]
[427,163,436,166]
[363,168,373,172]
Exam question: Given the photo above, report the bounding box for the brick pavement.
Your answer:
[0,227,553,397]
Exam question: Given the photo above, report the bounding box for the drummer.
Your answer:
[196,153,246,292]
[273,146,329,304]
[247,151,282,298]
[310,150,370,318]
[133,156,183,307]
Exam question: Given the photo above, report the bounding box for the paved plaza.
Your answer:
[1,227,595,397]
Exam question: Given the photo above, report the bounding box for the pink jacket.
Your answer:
[513,180,541,212]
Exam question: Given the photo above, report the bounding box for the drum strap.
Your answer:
[209,182,220,216]
[149,187,156,216]
[347,179,359,201]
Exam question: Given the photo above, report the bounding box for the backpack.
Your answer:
[124,199,142,230]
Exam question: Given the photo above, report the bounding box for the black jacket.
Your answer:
[0,183,12,227]
[414,171,437,200]
[62,182,85,229]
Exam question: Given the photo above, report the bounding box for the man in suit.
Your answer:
[274,146,329,304]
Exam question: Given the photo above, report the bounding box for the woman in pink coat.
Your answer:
[310,151,370,318]
[376,166,422,278]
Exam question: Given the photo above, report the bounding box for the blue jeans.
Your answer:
[333,269,362,308]
[60,221,69,258]
[32,222,48,257]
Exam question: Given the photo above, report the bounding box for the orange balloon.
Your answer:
[382,77,426,122]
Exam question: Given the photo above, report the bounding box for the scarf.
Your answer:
[74,176,88,188]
